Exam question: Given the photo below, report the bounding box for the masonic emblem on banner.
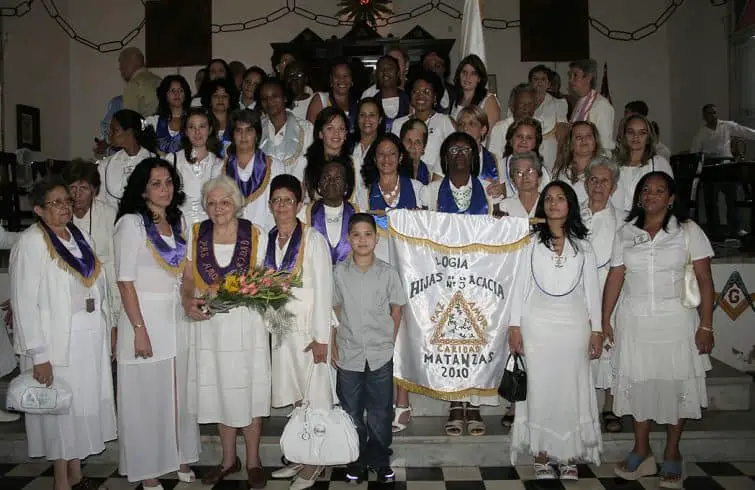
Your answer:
[430,291,487,346]
[714,271,755,321]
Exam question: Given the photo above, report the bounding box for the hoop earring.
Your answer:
[637,201,643,209]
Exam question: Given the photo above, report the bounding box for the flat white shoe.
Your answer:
[272,464,303,479]
[177,469,196,482]
[0,410,20,422]
[289,466,323,490]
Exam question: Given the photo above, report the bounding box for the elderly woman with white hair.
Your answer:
[180,175,271,489]
[581,157,626,433]
[497,151,544,218]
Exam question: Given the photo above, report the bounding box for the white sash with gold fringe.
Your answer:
[388,209,531,399]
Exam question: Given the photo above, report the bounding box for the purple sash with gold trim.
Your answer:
[226,150,268,198]
[264,220,303,272]
[194,218,254,286]
[309,200,355,264]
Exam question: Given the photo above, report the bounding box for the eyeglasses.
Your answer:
[287,73,305,80]
[587,176,612,187]
[512,167,537,178]
[206,198,235,209]
[270,197,297,207]
[412,88,433,96]
[448,146,472,156]
[44,198,74,209]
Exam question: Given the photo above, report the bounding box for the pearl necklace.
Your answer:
[380,177,400,206]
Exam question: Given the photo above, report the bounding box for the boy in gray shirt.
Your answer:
[332,213,406,483]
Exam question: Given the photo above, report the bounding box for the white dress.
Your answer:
[611,156,674,212]
[611,218,713,424]
[97,147,154,209]
[272,227,334,409]
[558,173,588,206]
[351,142,373,211]
[10,225,116,460]
[392,112,456,178]
[582,202,626,389]
[509,238,603,464]
[114,214,200,482]
[187,224,271,426]
[292,95,315,121]
[169,150,223,225]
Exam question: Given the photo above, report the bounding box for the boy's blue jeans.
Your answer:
[336,359,394,469]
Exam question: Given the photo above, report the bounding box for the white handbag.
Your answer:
[6,370,72,415]
[279,361,359,466]
[681,222,701,309]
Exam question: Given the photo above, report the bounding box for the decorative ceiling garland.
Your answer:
[0,0,729,53]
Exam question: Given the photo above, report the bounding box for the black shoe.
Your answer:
[376,466,396,482]
[346,463,368,483]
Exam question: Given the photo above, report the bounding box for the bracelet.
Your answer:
[132,323,145,329]
[591,331,604,336]
[699,326,713,332]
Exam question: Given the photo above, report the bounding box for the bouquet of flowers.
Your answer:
[200,267,303,336]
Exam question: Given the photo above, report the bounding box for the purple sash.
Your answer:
[415,161,431,185]
[156,116,183,155]
[225,150,269,200]
[309,200,355,264]
[143,214,186,274]
[264,220,304,273]
[437,177,489,215]
[194,218,254,287]
[480,148,499,181]
[375,90,411,133]
[369,176,416,232]
[39,221,99,284]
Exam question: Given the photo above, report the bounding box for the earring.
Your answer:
[637,201,643,209]
[668,203,673,210]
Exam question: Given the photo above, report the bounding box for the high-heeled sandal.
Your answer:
[659,459,684,489]
[558,463,578,480]
[533,462,557,480]
[392,404,412,433]
[177,469,196,483]
[614,452,657,480]
[464,405,486,436]
[444,406,464,436]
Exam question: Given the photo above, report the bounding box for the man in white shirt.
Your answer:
[568,59,615,152]
[691,104,755,157]
[691,104,755,238]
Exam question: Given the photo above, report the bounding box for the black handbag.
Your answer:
[498,353,527,402]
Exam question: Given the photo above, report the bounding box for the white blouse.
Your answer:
[611,156,674,212]
[391,112,456,178]
[499,196,537,218]
[260,114,313,182]
[98,147,154,209]
[169,150,223,226]
[509,238,602,331]
[114,214,181,294]
[611,218,713,314]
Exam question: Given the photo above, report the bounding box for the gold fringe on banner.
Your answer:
[41,229,102,288]
[388,223,531,254]
[394,378,499,399]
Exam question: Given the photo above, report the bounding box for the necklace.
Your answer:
[380,177,400,205]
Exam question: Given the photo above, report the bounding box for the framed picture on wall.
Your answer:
[16,104,41,151]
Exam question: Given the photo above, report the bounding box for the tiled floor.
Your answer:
[1,462,754,490]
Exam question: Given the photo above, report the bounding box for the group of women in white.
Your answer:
[8,50,714,490]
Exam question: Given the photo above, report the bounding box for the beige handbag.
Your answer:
[681,222,701,309]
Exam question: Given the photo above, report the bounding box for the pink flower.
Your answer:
[240,286,250,295]
[248,286,258,296]
[265,268,275,276]
[282,285,289,293]
[262,278,272,287]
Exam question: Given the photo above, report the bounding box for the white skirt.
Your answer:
[117,310,199,482]
[612,297,710,424]
[24,310,117,460]
[272,330,333,409]
[511,288,602,465]
[194,307,271,426]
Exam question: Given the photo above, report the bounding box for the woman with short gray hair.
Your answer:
[497,151,543,218]
[581,156,626,433]
[180,175,271,488]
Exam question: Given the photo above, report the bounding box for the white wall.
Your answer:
[1,0,70,159]
[667,0,730,153]
[0,0,731,159]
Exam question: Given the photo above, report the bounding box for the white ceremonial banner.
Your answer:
[388,209,530,399]
[461,0,487,65]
